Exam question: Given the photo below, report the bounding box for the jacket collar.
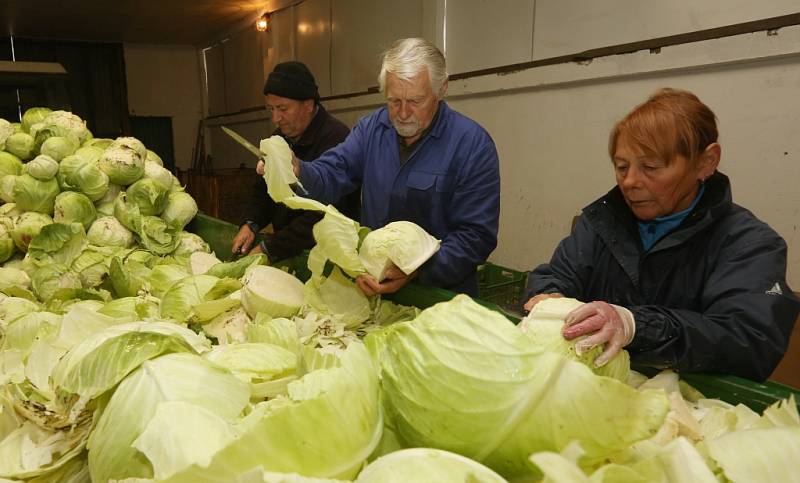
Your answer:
[584,172,732,286]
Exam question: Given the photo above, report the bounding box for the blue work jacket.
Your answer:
[299,102,500,295]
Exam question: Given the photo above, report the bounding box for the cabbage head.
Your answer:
[94,183,122,216]
[125,177,169,216]
[375,295,669,480]
[356,448,507,483]
[0,118,15,150]
[21,107,52,133]
[24,154,59,180]
[359,221,440,281]
[98,136,145,185]
[30,110,91,147]
[0,221,15,262]
[241,265,305,319]
[138,215,180,254]
[10,211,53,252]
[113,191,142,232]
[161,191,198,230]
[0,174,15,203]
[0,203,21,217]
[87,216,134,248]
[0,266,30,293]
[53,191,97,230]
[27,222,88,268]
[145,149,163,166]
[83,138,113,150]
[0,151,22,177]
[75,145,104,163]
[40,135,79,161]
[57,154,110,201]
[12,174,60,214]
[143,160,173,189]
[173,232,210,257]
[5,132,36,160]
[31,264,82,303]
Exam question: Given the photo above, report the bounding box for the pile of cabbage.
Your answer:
[0,117,797,483]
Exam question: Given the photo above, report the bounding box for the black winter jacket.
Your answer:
[242,105,360,262]
[525,172,799,381]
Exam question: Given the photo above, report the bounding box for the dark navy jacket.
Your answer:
[299,102,500,295]
[242,105,359,262]
[526,172,799,381]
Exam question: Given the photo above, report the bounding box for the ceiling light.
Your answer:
[256,14,269,32]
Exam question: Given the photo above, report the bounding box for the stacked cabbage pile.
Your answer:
[0,114,797,483]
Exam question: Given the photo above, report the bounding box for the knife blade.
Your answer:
[221,126,263,159]
[221,125,309,195]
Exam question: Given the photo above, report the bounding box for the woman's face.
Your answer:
[612,133,716,221]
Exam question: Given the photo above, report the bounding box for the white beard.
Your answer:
[393,118,421,138]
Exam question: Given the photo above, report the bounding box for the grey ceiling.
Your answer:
[0,0,272,45]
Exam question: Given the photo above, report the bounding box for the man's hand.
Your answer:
[256,155,301,177]
[291,155,301,177]
[523,292,564,313]
[356,265,417,296]
[562,301,636,367]
[232,225,256,255]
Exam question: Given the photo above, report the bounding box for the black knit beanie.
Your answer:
[263,61,319,101]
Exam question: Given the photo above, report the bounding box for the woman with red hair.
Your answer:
[524,88,799,381]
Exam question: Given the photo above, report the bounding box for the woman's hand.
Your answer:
[231,225,256,255]
[563,301,636,367]
[523,292,564,313]
[356,265,417,296]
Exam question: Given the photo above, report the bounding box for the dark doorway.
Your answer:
[129,115,175,172]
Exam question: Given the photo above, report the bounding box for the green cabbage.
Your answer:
[57,154,110,201]
[87,216,134,248]
[359,221,439,281]
[23,154,60,180]
[241,265,305,319]
[12,174,60,213]
[10,211,53,252]
[21,107,52,133]
[356,448,507,483]
[138,215,180,254]
[375,295,669,480]
[30,110,91,147]
[53,191,97,230]
[0,151,23,177]
[98,136,145,185]
[40,135,78,162]
[125,177,169,216]
[27,222,88,268]
[161,191,198,229]
[5,132,36,160]
[87,352,249,482]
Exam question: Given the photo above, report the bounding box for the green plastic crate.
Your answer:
[188,213,800,412]
[477,263,528,315]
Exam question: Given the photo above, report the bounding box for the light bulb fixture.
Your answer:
[256,14,269,32]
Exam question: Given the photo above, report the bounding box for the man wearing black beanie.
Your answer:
[231,61,359,261]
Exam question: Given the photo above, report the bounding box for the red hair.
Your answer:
[609,88,718,166]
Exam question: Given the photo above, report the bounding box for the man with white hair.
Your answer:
[285,38,500,296]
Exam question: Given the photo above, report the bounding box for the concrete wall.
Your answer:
[199,0,800,288]
[123,43,203,171]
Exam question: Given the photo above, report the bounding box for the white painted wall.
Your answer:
[123,43,203,170]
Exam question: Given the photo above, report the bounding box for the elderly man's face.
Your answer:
[385,69,441,145]
[266,94,315,140]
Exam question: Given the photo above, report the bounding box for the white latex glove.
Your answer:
[562,301,636,367]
